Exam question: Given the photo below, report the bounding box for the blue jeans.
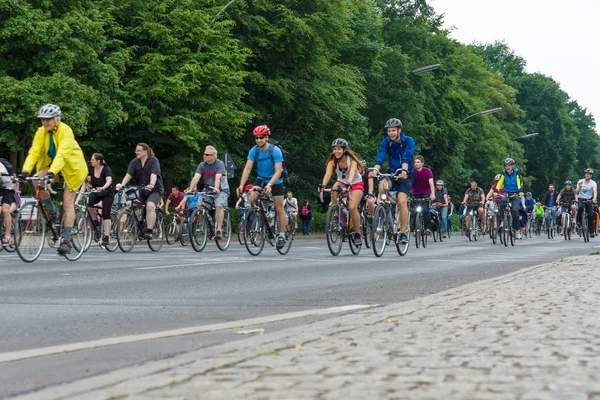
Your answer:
[545,206,557,226]
[301,219,311,234]
[438,206,448,234]
[447,215,453,232]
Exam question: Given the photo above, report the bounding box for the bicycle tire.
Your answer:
[147,209,165,251]
[583,212,589,242]
[106,211,119,252]
[326,205,343,256]
[348,226,361,256]
[244,207,265,256]
[179,218,190,246]
[237,221,244,245]
[15,201,46,263]
[277,212,294,255]
[396,212,410,256]
[414,213,422,249]
[371,204,387,257]
[422,224,428,248]
[116,209,137,253]
[190,209,208,252]
[78,210,93,252]
[215,211,232,251]
[62,206,88,261]
[361,212,372,249]
[166,219,178,245]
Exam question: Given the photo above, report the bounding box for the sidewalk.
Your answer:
[18,255,600,400]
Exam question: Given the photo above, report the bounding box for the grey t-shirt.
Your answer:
[196,160,229,192]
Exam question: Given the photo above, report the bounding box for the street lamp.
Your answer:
[410,64,441,74]
[459,108,503,124]
[197,0,241,52]
[514,133,539,140]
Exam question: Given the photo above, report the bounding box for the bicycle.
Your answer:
[499,193,519,247]
[370,169,410,257]
[115,186,165,252]
[430,207,443,243]
[189,190,232,252]
[464,205,483,242]
[412,198,430,249]
[242,188,294,256]
[321,186,361,256]
[559,203,575,241]
[178,208,194,246]
[15,177,88,262]
[237,206,248,245]
[360,195,373,249]
[78,190,119,252]
[577,199,593,243]
[544,205,556,239]
[164,211,181,245]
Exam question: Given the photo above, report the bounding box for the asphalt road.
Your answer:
[1,232,597,398]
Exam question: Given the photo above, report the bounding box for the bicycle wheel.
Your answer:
[62,206,88,261]
[396,213,410,256]
[0,213,17,253]
[106,211,119,252]
[179,218,190,246]
[71,207,91,254]
[361,212,372,249]
[216,211,232,251]
[166,219,177,245]
[189,209,208,252]
[348,229,361,255]
[237,221,244,245]
[583,213,589,242]
[325,205,343,256]
[547,217,552,239]
[15,201,46,263]
[244,207,265,256]
[371,204,387,257]
[277,212,294,255]
[148,209,165,251]
[422,222,428,248]
[508,216,515,247]
[116,209,137,253]
[414,213,422,249]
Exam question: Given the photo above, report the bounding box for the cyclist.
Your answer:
[485,174,503,233]
[165,185,185,235]
[542,183,559,233]
[447,196,454,235]
[411,155,435,235]
[495,158,524,239]
[284,191,299,229]
[0,160,16,248]
[235,184,254,218]
[576,168,597,238]
[187,146,229,239]
[86,153,114,247]
[557,181,577,232]
[534,201,545,231]
[177,188,199,217]
[461,181,485,232]
[319,138,364,245]
[434,180,449,238]
[18,104,88,255]
[116,143,164,240]
[237,125,287,249]
[522,192,536,233]
[369,118,414,244]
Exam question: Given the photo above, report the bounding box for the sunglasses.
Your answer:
[255,136,267,140]
[203,153,215,156]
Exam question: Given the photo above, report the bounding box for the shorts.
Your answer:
[255,179,284,197]
[465,204,483,215]
[0,188,16,206]
[139,190,162,206]
[336,180,365,192]
[391,177,413,196]
[198,190,229,209]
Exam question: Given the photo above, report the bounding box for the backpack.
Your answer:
[0,157,14,176]
[253,139,289,182]
[301,205,309,216]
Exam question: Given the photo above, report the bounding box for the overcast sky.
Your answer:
[431,0,599,130]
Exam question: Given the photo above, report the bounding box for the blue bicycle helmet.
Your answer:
[564,180,572,185]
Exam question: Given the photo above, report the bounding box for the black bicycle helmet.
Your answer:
[331,138,348,148]
[384,118,403,129]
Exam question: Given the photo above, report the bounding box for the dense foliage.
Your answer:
[1,0,596,201]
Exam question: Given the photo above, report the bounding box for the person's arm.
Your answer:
[496,174,505,192]
[462,193,468,205]
[321,161,335,188]
[428,176,435,200]
[118,173,132,190]
[48,124,77,175]
[188,173,201,193]
[443,193,449,206]
[400,136,415,174]
[480,190,485,205]
[235,197,242,208]
[594,184,598,203]
[348,160,358,185]
[372,140,389,175]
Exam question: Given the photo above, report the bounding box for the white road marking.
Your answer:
[0,304,378,363]
[136,260,247,270]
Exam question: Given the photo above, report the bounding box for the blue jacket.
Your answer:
[375,133,415,174]
[496,168,523,194]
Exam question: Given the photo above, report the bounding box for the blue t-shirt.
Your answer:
[185,193,199,210]
[524,198,536,210]
[248,144,284,185]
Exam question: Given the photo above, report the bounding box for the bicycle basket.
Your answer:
[125,187,139,201]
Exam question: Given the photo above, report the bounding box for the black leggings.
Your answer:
[577,200,595,231]
[87,191,114,220]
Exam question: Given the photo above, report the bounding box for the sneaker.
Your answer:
[516,230,522,239]
[442,234,447,238]
[102,235,109,247]
[353,233,362,246]
[2,236,11,248]
[397,233,408,244]
[143,231,153,240]
[215,230,223,240]
[57,240,72,255]
[276,235,286,249]
[425,229,431,236]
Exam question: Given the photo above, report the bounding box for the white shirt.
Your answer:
[284,197,298,213]
[577,179,597,200]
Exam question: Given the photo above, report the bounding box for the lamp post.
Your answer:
[410,64,440,74]
[514,133,539,140]
[459,108,503,124]
[197,0,241,52]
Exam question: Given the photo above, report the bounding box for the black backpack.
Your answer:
[253,138,289,182]
[0,158,14,176]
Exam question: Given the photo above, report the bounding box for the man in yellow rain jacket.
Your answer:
[19,104,88,255]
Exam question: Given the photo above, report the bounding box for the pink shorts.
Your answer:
[336,180,365,192]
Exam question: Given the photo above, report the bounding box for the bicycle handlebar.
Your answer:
[23,176,57,195]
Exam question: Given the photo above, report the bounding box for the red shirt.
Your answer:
[167,192,185,208]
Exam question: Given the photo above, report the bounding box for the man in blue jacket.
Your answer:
[495,157,524,238]
[369,118,415,244]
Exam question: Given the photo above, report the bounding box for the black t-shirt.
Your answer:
[126,156,164,194]
[88,165,114,193]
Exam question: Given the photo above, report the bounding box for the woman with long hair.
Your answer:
[319,138,364,245]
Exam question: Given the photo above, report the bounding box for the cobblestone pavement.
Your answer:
[18,255,600,400]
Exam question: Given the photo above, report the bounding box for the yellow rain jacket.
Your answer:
[22,122,88,192]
